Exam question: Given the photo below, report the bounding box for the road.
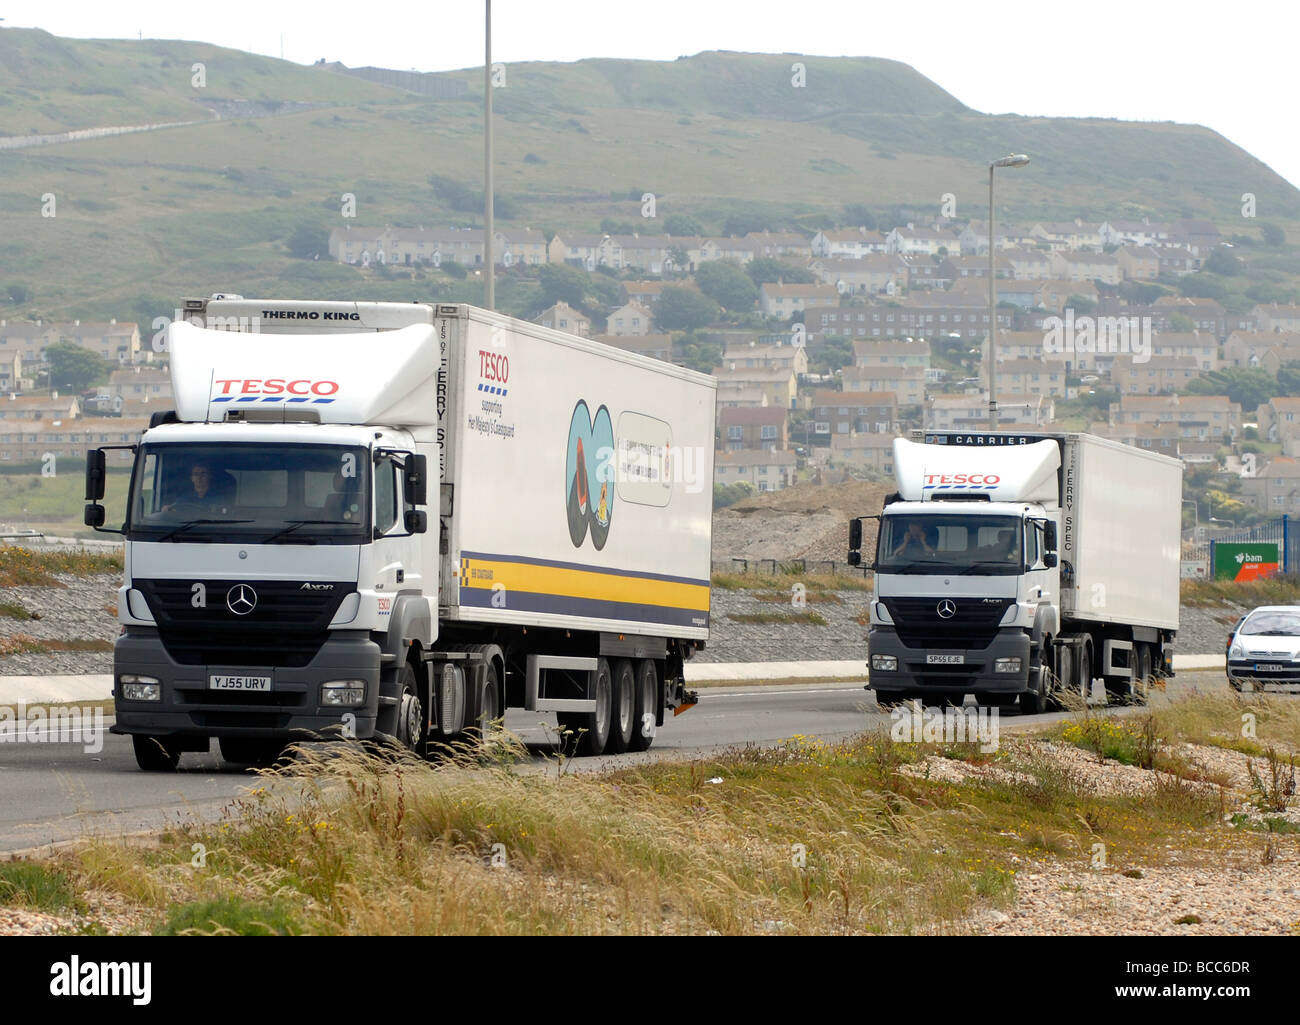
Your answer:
[0,670,1234,854]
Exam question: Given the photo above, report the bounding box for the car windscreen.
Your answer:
[1241,609,1300,637]
[127,442,370,544]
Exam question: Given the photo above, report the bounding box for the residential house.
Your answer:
[884,225,960,257]
[744,231,814,262]
[811,390,899,438]
[712,366,797,410]
[719,406,789,450]
[810,227,887,259]
[1048,251,1121,285]
[1116,246,1160,281]
[925,394,1055,431]
[0,393,81,421]
[1254,304,1300,335]
[1110,356,1203,395]
[536,301,591,338]
[759,282,839,318]
[605,301,654,337]
[1257,397,1300,455]
[1240,456,1300,513]
[591,334,673,363]
[829,431,896,473]
[714,449,797,492]
[1149,331,1218,371]
[851,338,930,371]
[841,365,925,407]
[809,255,907,296]
[720,339,809,376]
[1109,394,1242,440]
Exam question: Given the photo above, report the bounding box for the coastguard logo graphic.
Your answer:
[565,400,614,550]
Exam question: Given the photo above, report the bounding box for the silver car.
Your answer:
[1227,606,1300,692]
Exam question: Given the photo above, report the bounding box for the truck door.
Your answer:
[372,452,427,603]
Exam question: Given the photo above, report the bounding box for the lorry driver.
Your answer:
[893,520,936,558]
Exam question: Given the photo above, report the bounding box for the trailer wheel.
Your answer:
[133,735,181,772]
[477,660,504,743]
[629,660,658,752]
[559,657,612,756]
[1129,645,1152,706]
[605,660,636,754]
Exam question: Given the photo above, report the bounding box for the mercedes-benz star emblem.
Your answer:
[936,599,957,619]
[227,584,257,616]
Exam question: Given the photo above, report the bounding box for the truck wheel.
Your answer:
[219,737,286,768]
[133,735,181,772]
[559,657,612,756]
[1018,667,1047,716]
[606,659,636,754]
[396,662,427,755]
[629,660,658,752]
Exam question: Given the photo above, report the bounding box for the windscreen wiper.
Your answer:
[154,518,252,543]
[262,519,341,544]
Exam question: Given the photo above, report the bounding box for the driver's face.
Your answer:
[191,466,210,497]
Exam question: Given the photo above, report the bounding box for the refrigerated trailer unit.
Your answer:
[848,431,1181,713]
[85,297,715,769]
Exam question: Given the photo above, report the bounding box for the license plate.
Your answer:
[1255,664,1286,672]
[927,654,964,665]
[209,675,272,691]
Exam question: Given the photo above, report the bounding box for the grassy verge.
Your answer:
[0,545,123,588]
[7,691,1293,935]
[0,636,114,657]
[729,611,829,626]
[1180,575,1300,608]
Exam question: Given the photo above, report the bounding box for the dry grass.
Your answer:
[0,545,122,588]
[1180,575,1300,608]
[0,635,113,656]
[711,571,872,592]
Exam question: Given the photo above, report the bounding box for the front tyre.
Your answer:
[395,661,426,755]
[133,735,181,772]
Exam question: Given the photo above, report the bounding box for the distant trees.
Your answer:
[655,286,720,332]
[1260,222,1286,247]
[713,481,755,510]
[745,258,816,285]
[664,214,705,237]
[1204,248,1243,276]
[287,224,330,260]
[695,261,758,311]
[1186,368,1275,412]
[5,284,29,304]
[45,342,109,392]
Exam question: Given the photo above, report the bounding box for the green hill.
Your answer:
[0,27,1296,327]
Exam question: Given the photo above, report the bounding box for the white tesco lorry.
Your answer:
[85,297,715,769]
[848,431,1181,712]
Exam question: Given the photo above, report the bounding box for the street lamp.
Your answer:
[987,153,1030,430]
[1182,499,1199,538]
[483,0,495,310]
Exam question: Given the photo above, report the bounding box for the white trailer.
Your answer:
[85,297,715,769]
[848,430,1181,713]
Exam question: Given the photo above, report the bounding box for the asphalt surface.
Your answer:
[0,669,1238,854]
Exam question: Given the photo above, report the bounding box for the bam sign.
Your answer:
[1213,542,1279,581]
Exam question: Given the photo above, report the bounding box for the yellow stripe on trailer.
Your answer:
[461,556,708,613]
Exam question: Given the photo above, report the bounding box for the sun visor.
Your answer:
[168,320,440,426]
[893,437,1061,503]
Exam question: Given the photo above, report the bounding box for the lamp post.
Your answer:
[483,0,495,310]
[1183,499,1199,539]
[987,154,1030,430]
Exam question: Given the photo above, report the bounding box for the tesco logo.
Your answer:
[923,473,1002,487]
[213,378,340,396]
[478,350,509,384]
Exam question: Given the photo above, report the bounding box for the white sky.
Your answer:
[7,0,1299,190]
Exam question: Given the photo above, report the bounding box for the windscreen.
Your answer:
[877,513,1023,575]
[1241,609,1300,637]
[127,443,370,544]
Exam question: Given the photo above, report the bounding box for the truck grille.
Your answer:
[135,579,353,667]
[882,597,1013,651]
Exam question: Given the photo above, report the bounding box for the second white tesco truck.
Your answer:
[85,297,715,769]
[848,431,1181,712]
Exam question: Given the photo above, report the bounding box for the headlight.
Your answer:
[321,680,366,706]
[1229,643,1243,660]
[120,675,161,701]
[871,654,898,672]
[994,657,1022,673]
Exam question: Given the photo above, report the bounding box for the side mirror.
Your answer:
[847,551,861,567]
[848,517,862,552]
[405,455,428,506]
[1044,521,1058,551]
[84,504,106,528]
[85,449,106,501]
[1043,552,1058,569]
[404,510,428,534]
